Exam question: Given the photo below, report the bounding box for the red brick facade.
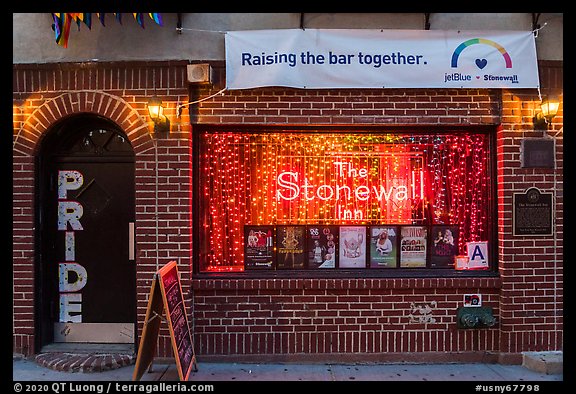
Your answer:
[12,60,562,363]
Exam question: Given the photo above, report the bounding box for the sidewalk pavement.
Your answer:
[13,357,563,382]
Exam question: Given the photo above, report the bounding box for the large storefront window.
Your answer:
[196,129,494,273]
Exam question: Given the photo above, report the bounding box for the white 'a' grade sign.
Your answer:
[466,241,489,270]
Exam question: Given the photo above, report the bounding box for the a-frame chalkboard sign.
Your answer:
[132,261,197,381]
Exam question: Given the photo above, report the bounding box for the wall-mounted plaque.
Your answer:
[520,138,555,169]
[513,187,553,236]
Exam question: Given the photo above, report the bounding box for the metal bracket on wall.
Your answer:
[532,13,541,36]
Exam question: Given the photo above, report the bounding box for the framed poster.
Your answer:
[276,225,306,269]
[430,225,459,268]
[244,225,275,270]
[339,226,367,268]
[368,226,398,268]
[306,225,338,269]
[400,226,427,268]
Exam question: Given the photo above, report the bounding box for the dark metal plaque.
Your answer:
[521,138,555,169]
[513,187,553,236]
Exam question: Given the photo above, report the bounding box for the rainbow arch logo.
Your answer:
[451,38,512,69]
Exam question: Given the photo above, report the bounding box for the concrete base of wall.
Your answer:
[497,352,523,365]
[191,351,502,365]
[522,351,563,375]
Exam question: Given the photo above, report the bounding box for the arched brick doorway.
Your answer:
[36,114,136,350]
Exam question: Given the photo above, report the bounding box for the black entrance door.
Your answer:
[37,118,136,348]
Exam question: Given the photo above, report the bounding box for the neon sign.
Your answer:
[277,162,424,202]
[276,160,424,221]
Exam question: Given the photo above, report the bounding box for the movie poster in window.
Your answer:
[276,225,306,269]
[244,225,275,270]
[306,225,338,269]
[430,225,459,268]
[339,226,367,268]
[369,226,398,268]
[400,226,427,268]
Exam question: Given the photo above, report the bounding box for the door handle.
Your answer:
[129,222,135,261]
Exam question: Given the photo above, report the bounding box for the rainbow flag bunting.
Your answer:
[51,13,163,47]
[150,13,163,26]
[52,13,72,48]
[97,13,106,26]
[133,13,144,28]
[82,13,92,29]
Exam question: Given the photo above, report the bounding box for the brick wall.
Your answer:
[12,61,192,357]
[188,82,505,361]
[191,277,501,362]
[191,69,501,125]
[496,91,563,357]
[13,60,563,362]
[186,62,562,362]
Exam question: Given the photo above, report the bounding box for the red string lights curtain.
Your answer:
[198,130,492,272]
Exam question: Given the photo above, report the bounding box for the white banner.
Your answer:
[225,29,539,89]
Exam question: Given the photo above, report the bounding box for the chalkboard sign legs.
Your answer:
[132,276,164,381]
[132,261,198,381]
[142,313,166,376]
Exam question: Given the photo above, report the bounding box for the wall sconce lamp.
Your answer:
[147,95,170,133]
[533,96,560,130]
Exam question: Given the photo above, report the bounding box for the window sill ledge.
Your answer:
[191,270,501,291]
